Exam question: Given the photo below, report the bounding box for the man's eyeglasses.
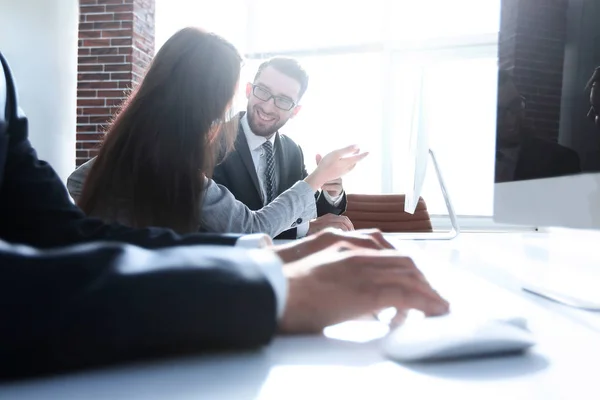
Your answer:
[251,85,296,111]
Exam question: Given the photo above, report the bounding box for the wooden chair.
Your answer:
[343,194,433,232]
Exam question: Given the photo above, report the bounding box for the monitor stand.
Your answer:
[386,148,461,240]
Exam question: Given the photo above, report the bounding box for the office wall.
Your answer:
[558,0,600,170]
[0,0,79,182]
[76,0,155,166]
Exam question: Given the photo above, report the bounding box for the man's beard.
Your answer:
[247,105,288,137]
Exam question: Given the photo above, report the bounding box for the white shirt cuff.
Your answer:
[245,249,288,320]
[322,190,344,207]
[296,221,310,238]
[235,233,273,249]
[236,234,287,320]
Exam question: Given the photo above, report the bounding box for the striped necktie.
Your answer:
[262,140,276,203]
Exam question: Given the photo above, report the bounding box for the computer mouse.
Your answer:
[381,314,536,362]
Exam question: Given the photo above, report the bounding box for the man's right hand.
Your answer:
[279,243,450,334]
[304,145,368,191]
[306,214,354,235]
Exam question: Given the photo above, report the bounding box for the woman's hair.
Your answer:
[78,27,242,233]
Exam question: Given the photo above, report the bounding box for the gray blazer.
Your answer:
[67,158,317,237]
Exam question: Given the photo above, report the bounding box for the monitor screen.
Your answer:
[494,0,600,185]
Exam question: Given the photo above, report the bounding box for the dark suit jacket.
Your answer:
[513,136,582,182]
[213,113,347,239]
[0,52,276,378]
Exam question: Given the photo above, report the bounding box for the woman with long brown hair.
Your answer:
[68,27,365,236]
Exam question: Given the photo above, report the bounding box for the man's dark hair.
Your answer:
[254,57,309,100]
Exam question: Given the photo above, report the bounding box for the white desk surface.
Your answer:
[2,232,599,400]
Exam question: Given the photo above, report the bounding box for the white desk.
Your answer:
[1,232,599,400]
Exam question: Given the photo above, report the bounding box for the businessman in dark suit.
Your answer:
[0,52,448,379]
[213,57,353,240]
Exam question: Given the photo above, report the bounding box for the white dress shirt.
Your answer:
[240,114,343,238]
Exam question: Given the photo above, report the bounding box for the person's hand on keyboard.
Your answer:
[278,243,450,334]
[271,228,395,264]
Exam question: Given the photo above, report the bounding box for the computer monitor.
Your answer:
[404,70,427,215]
[493,0,600,229]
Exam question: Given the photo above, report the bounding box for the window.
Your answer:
[156,0,522,226]
[246,0,386,53]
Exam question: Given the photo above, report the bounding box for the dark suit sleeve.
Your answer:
[0,241,277,378]
[0,116,239,249]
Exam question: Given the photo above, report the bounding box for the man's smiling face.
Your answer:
[245,65,301,137]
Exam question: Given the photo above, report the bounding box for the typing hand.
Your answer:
[271,227,394,264]
[279,245,450,333]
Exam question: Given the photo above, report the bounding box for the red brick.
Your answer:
[80,5,105,13]
[78,99,105,107]
[78,73,111,81]
[98,90,126,98]
[94,22,121,30]
[81,107,112,115]
[77,0,154,165]
[79,30,102,39]
[104,63,130,72]
[110,72,132,80]
[86,13,114,22]
[77,134,106,142]
[106,98,125,106]
[78,64,104,72]
[79,22,94,31]
[77,125,97,133]
[90,47,119,55]
[97,55,126,63]
[78,56,99,64]
[82,39,111,47]
[106,5,132,13]
[90,116,112,124]
[113,11,134,20]
[111,38,132,46]
[79,81,120,89]
[102,29,131,38]
[78,90,97,98]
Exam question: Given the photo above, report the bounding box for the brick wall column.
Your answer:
[498,0,568,141]
[77,0,155,166]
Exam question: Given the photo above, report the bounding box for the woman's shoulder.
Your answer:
[66,156,97,197]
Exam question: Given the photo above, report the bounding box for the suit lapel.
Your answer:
[274,132,289,195]
[235,119,263,200]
